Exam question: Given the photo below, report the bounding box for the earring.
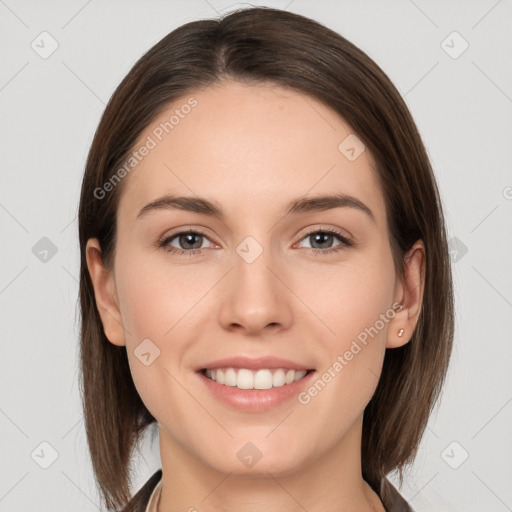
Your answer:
[397,328,404,337]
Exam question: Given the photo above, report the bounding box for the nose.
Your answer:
[218,240,293,335]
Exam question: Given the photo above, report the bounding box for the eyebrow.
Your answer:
[136,193,376,223]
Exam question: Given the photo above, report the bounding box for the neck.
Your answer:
[156,416,385,512]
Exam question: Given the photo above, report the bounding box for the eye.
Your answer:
[157,227,354,257]
[295,228,353,255]
[157,229,214,256]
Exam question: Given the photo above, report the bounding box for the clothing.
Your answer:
[144,473,162,512]
[119,470,162,512]
[121,469,413,512]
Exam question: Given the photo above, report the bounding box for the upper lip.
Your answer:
[197,356,314,372]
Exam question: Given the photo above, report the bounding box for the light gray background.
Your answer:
[1,1,511,511]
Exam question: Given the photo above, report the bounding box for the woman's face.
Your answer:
[87,80,420,477]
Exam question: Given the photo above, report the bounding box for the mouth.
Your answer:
[195,355,316,411]
[199,367,315,390]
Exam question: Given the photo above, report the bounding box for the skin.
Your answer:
[86,80,425,512]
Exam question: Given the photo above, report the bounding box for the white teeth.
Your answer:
[237,369,255,389]
[224,368,237,386]
[295,370,307,381]
[254,369,273,389]
[204,367,309,389]
[272,369,286,387]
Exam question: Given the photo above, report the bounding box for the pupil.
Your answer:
[312,232,331,249]
[182,233,201,250]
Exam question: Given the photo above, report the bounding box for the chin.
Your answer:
[199,439,309,478]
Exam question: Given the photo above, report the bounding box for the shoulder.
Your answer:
[119,469,162,512]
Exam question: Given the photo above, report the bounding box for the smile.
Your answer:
[202,367,311,390]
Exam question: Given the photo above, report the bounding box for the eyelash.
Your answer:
[156,227,354,257]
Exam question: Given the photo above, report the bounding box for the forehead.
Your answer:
[117,81,386,227]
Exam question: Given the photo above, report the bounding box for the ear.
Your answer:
[85,238,126,346]
[387,239,426,349]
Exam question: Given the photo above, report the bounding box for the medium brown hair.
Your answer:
[78,6,454,510]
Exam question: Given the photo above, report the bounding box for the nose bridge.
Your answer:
[218,232,290,333]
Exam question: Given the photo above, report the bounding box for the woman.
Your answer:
[78,6,454,511]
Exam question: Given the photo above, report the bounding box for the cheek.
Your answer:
[299,249,395,408]
[115,248,208,343]
[301,250,396,347]
[114,252,212,418]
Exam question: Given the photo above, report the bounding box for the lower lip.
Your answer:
[197,370,316,412]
